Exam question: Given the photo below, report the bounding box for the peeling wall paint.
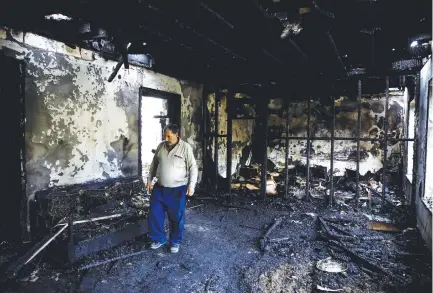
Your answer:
[0,29,203,199]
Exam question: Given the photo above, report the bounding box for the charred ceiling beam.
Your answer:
[108,59,124,82]
[121,42,130,70]
[312,1,335,19]
[174,19,246,61]
[141,25,194,51]
[141,3,247,62]
[138,25,237,82]
[198,2,234,29]
[326,31,347,76]
[107,41,130,82]
[288,38,308,61]
[262,48,289,70]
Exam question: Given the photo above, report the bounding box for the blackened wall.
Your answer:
[0,29,203,200]
[266,92,405,177]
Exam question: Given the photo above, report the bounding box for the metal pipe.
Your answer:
[68,218,74,262]
[411,73,420,207]
[214,92,220,190]
[262,49,289,69]
[260,98,269,200]
[330,98,335,206]
[271,136,414,142]
[356,80,362,202]
[202,89,208,190]
[382,77,390,198]
[73,214,123,225]
[288,38,308,61]
[326,32,347,76]
[227,92,233,193]
[24,223,69,265]
[305,99,311,201]
[284,102,290,198]
[199,2,234,29]
[175,20,245,60]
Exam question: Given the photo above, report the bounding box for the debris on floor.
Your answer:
[1,187,431,293]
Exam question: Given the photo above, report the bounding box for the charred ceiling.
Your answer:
[1,0,431,95]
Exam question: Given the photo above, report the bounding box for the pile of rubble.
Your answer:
[244,189,430,292]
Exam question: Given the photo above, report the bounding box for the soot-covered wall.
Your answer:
[0,28,203,199]
[206,90,405,181]
[267,91,405,177]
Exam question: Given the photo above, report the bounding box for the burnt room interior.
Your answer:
[0,0,432,292]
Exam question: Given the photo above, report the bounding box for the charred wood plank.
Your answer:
[327,239,405,282]
[78,249,147,271]
[72,220,148,262]
[108,59,123,82]
[259,217,283,251]
[269,237,290,243]
[263,217,283,239]
[121,43,129,70]
[221,204,257,212]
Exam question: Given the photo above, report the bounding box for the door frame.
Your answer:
[138,87,181,178]
[0,53,27,240]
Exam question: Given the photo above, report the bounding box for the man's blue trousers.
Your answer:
[148,184,187,245]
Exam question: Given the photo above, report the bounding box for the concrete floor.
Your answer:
[3,195,432,293]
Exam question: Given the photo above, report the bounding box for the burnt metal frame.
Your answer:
[330,98,335,206]
[382,77,390,198]
[214,92,220,189]
[260,97,269,199]
[204,90,262,194]
[284,101,290,198]
[280,77,415,205]
[411,74,420,207]
[356,80,362,202]
[226,91,234,194]
[202,91,229,191]
[305,99,312,201]
[202,88,208,190]
[206,77,416,203]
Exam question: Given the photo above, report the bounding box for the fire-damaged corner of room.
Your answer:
[0,1,432,293]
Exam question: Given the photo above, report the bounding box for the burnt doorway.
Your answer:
[0,54,25,241]
[139,87,181,182]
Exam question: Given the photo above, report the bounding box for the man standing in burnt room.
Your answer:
[146,123,198,253]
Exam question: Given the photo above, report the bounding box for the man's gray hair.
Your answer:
[164,123,180,134]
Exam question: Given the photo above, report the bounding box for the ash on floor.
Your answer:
[2,192,431,293]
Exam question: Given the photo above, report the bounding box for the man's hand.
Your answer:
[187,186,194,197]
[146,183,152,194]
